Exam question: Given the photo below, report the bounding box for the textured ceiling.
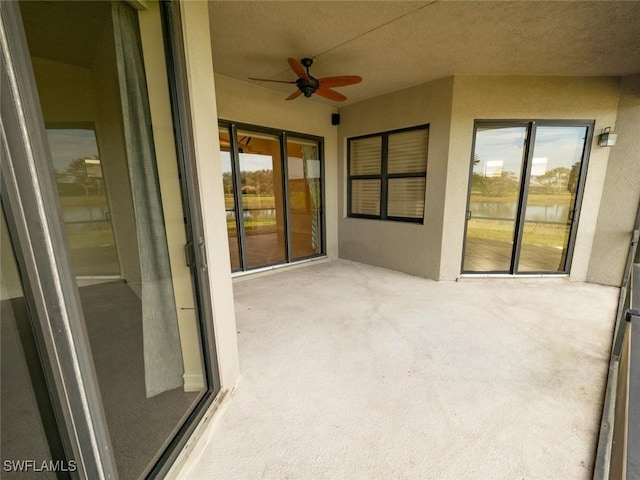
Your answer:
[209,1,640,105]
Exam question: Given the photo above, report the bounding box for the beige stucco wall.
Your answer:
[337,77,455,278]
[337,75,622,281]
[588,73,640,286]
[446,76,621,281]
[213,74,340,258]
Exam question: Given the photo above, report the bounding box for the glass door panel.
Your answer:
[287,137,322,260]
[463,122,590,275]
[236,130,286,268]
[517,126,588,272]
[463,126,527,272]
[21,2,210,478]
[218,128,241,271]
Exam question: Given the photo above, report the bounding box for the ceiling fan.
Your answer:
[249,57,362,102]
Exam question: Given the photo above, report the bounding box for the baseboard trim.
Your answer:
[183,373,205,392]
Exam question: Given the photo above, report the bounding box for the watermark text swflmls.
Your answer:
[3,460,77,473]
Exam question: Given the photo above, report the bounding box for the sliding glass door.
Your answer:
[1,2,219,478]
[463,125,528,272]
[287,137,323,260]
[517,126,589,272]
[462,121,593,274]
[236,130,287,268]
[218,123,324,272]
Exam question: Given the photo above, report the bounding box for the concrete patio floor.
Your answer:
[183,259,619,479]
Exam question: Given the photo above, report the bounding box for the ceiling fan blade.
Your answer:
[248,77,296,84]
[286,89,303,101]
[288,57,308,79]
[315,87,347,102]
[318,75,362,88]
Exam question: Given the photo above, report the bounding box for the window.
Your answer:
[348,125,428,223]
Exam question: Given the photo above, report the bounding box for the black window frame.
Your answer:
[347,124,429,224]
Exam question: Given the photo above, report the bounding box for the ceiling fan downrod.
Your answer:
[297,58,319,97]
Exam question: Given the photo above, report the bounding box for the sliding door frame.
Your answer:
[228,123,248,271]
[1,2,118,477]
[219,119,326,272]
[151,2,223,477]
[461,119,594,275]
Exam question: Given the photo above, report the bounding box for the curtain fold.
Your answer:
[112,2,184,398]
[301,145,321,253]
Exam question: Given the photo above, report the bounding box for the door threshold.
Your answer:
[458,273,569,281]
[232,256,329,282]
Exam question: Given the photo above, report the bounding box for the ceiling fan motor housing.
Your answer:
[297,76,319,97]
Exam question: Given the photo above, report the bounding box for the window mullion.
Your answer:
[281,131,291,263]
[347,139,352,217]
[350,174,382,180]
[380,134,389,220]
[229,123,248,270]
[387,172,426,179]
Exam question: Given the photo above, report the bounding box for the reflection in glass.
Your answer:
[237,130,286,268]
[287,138,322,259]
[1,214,68,479]
[463,126,527,272]
[219,128,241,270]
[22,2,208,478]
[48,129,119,277]
[518,126,587,272]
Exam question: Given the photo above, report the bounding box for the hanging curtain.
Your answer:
[112,3,184,398]
[301,145,321,253]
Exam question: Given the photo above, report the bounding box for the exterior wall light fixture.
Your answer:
[598,127,618,147]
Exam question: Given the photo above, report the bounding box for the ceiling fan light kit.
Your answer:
[249,57,362,102]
